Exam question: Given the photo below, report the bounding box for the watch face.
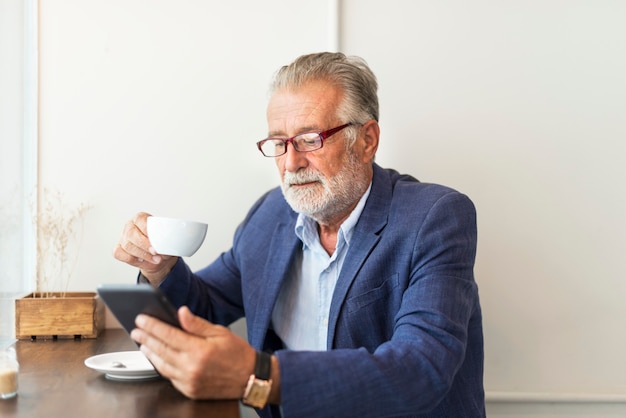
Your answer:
[243,376,272,409]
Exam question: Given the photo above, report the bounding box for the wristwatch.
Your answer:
[242,350,273,409]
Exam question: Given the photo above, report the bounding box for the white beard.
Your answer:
[281,150,368,224]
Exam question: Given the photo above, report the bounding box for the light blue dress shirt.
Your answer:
[271,184,372,351]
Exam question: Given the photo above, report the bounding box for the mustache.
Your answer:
[283,170,325,186]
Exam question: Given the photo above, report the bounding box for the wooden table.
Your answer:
[0,329,240,418]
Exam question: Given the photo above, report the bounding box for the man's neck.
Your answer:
[316,204,357,255]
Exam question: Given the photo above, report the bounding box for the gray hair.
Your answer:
[270,52,379,142]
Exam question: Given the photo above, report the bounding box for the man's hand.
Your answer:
[130,306,257,400]
[112,212,178,285]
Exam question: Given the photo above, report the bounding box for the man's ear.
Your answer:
[360,120,380,163]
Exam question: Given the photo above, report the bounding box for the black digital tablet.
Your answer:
[97,284,181,335]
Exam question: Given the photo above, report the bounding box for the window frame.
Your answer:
[0,0,38,346]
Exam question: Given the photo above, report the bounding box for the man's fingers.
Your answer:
[112,242,157,266]
[132,212,151,234]
[113,213,159,263]
[178,306,216,337]
[131,317,185,378]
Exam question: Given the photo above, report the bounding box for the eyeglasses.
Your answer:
[256,123,354,157]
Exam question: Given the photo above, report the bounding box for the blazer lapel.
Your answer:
[249,218,300,349]
[326,165,391,348]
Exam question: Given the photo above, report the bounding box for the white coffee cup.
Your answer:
[146,216,208,257]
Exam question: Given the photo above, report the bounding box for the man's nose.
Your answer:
[281,143,309,172]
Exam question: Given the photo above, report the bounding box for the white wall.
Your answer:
[35,1,626,416]
[37,0,329,288]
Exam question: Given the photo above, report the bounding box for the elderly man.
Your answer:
[114,52,485,417]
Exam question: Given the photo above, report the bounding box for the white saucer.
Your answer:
[84,351,159,381]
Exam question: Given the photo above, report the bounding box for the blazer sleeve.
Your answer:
[157,190,279,326]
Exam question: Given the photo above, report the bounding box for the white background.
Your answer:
[7,1,626,416]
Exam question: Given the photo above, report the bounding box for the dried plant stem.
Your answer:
[34,188,91,297]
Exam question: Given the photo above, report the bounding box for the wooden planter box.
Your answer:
[15,292,105,340]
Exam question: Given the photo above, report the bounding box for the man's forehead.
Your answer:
[267,83,342,133]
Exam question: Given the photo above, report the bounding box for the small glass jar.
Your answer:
[0,347,18,399]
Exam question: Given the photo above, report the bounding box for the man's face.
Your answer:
[266,80,373,223]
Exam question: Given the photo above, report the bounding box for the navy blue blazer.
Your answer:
[160,164,485,417]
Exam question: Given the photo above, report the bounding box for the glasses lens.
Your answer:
[260,139,286,157]
[293,133,322,152]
